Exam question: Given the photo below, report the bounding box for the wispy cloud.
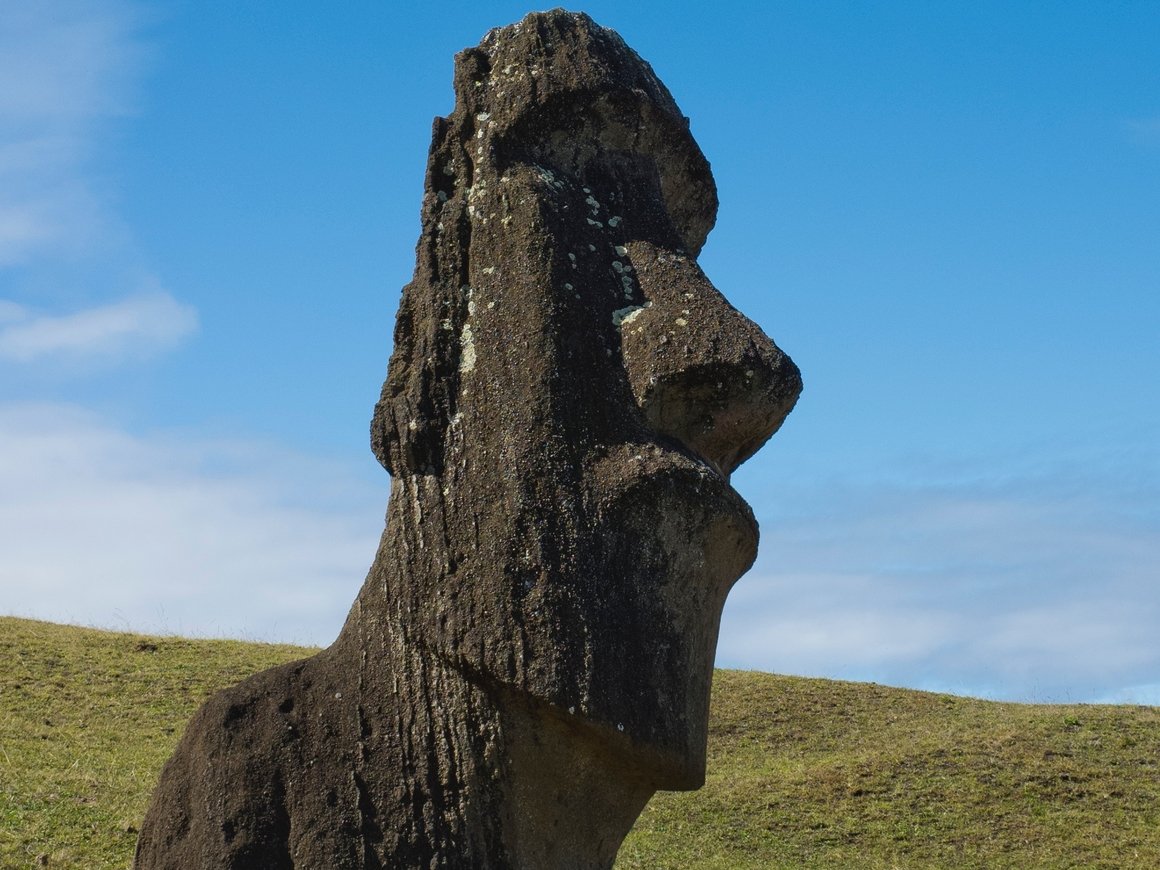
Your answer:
[1096,682,1160,706]
[0,1,197,373]
[0,6,316,646]
[0,1,144,266]
[0,2,141,122]
[718,462,1160,703]
[1125,117,1160,148]
[0,291,197,364]
[0,402,385,645]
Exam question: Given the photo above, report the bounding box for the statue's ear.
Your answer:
[371,290,449,477]
[371,117,464,477]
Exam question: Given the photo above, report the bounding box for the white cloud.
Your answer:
[0,291,197,363]
[0,402,386,645]
[718,464,1160,702]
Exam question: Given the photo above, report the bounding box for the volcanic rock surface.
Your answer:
[135,10,801,869]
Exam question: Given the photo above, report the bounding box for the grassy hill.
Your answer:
[1,617,1157,869]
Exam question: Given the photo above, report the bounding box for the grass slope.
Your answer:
[1,617,1157,869]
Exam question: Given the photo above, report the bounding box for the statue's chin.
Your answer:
[573,442,758,787]
[420,441,758,790]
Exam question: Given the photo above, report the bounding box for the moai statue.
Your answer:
[135,10,800,869]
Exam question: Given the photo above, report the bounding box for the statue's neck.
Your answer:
[337,606,654,868]
[498,692,655,868]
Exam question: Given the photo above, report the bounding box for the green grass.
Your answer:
[0,617,312,869]
[618,673,1160,869]
[2,617,1157,868]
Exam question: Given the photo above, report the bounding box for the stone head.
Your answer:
[369,11,800,788]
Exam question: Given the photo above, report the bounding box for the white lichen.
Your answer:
[459,323,476,373]
[612,301,652,327]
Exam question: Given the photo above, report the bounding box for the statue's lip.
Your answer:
[688,448,729,482]
[585,441,759,547]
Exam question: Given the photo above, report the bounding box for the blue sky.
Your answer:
[2,0,1157,704]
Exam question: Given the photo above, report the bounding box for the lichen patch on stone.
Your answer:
[459,323,477,373]
[612,301,652,327]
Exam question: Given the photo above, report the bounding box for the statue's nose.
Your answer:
[617,242,802,476]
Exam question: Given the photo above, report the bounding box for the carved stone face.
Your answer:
[371,13,800,789]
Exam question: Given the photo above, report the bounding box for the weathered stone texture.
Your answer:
[135,10,800,869]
